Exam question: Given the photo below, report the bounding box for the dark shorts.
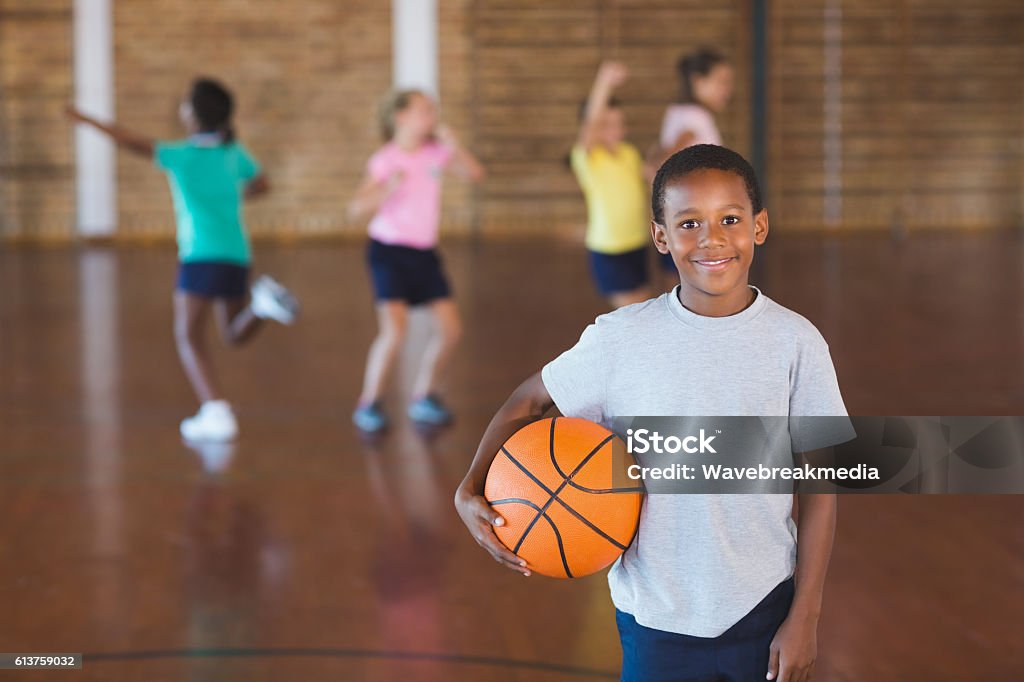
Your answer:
[367,239,451,306]
[658,250,678,273]
[176,261,250,298]
[588,247,649,296]
[616,577,795,682]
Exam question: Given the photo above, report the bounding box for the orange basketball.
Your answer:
[484,417,644,579]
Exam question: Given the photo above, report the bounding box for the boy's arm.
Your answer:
[767,480,836,682]
[454,372,554,576]
[66,106,155,159]
[577,60,628,152]
[437,125,485,183]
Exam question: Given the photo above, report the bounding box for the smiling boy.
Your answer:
[456,145,848,682]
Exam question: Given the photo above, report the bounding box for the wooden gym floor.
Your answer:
[1,233,1022,681]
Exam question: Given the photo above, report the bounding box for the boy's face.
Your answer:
[652,169,768,312]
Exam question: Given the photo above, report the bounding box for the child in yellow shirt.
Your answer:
[570,61,656,308]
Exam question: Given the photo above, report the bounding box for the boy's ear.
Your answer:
[651,220,670,254]
[753,208,769,245]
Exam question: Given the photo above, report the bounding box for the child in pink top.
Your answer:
[653,48,734,163]
[650,48,735,281]
[366,141,453,249]
[348,90,485,433]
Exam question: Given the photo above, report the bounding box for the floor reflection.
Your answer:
[361,426,450,681]
[181,440,288,681]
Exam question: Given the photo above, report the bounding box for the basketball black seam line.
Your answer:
[550,495,630,551]
[524,442,635,551]
[543,422,628,545]
[549,418,632,493]
[565,484,645,494]
[506,457,564,556]
[488,497,573,578]
[503,442,622,550]
[500,435,628,567]
[495,450,557,555]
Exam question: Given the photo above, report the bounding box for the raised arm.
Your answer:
[66,107,155,159]
[454,372,554,576]
[437,125,485,183]
[577,60,629,152]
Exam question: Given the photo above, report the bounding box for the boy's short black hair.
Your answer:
[651,144,763,225]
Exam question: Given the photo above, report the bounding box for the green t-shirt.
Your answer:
[155,137,260,264]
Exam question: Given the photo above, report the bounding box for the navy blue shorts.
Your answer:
[616,577,795,682]
[658,250,678,273]
[588,247,649,296]
[176,261,250,298]
[367,239,451,306]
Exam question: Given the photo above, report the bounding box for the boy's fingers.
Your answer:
[468,497,504,526]
[766,648,780,680]
[493,552,531,575]
[464,496,529,574]
[476,525,527,568]
[481,539,528,573]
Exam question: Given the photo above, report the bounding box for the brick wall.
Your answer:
[467,0,750,237]
[2,0,1022,241]
[0,0,74,240]
[770,0,1024,231]
[113,0,391,240]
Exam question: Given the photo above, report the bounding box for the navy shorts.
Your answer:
[616,577,795,682]
[176,261,250,298]
[367,239,451,306]
[588,247,649,296]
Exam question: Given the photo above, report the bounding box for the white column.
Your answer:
[79,249,124,618]
[74,0,117,236]
[392,0,438,96]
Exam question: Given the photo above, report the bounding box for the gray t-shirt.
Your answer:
[540,286,849,637]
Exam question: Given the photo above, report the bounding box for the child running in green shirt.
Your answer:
[68,77,299,442]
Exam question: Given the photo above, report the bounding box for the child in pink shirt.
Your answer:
[654,48,734,162]
[650,48,735,280]
[347,90,485,433]
[366,141,452,249]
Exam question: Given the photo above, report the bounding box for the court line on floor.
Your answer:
[84,648,618,678]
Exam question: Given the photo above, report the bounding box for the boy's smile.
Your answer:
[653,168,769,317]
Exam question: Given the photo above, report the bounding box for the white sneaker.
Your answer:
[250,275,299,325]
[180,400,238,442]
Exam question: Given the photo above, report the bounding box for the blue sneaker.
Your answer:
[353,402,388,433]
[408,394,453,426]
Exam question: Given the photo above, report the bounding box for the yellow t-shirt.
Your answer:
[570,143,650,254]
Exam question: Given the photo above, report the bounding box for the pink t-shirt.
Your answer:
[367,141,453,249]
[659,104,722,151]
